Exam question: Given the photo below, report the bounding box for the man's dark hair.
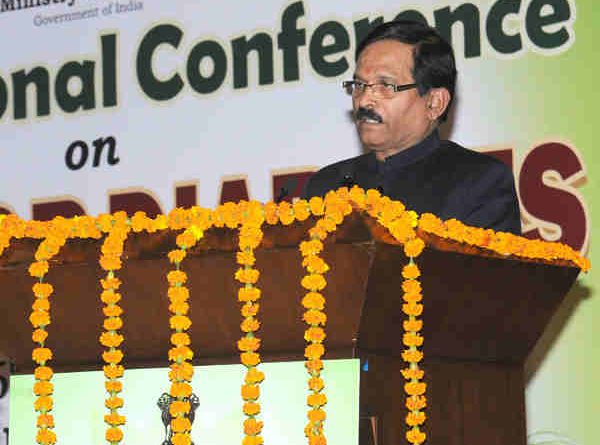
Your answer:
[356,20,457,122]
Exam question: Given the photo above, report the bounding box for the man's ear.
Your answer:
[426,87,451,121]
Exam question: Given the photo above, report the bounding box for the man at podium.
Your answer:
[304,20,521,235]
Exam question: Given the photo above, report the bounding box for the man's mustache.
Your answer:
[354,107,383,123]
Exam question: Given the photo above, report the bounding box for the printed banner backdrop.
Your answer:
[0,0,597,444]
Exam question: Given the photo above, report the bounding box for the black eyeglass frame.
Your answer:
[342,80,418,96]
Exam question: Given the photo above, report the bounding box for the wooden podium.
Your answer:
[0,212,579,444]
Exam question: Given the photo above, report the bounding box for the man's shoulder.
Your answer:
[303,153,371,198]
[434,140,513,178]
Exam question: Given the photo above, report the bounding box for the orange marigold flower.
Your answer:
[307,393,327,407]
[243,402,261,416]
[105,380,123,393]
[304,327,326,343]
[171,332,191,346]
[305,343,325,359]
[100,332,124,348]
[238,336,261,352]
[301,274,327,291]
[36,428,57,445]
[32,347,52,363]
[402,263,421,279]
[28,261,49,278]
[278,201,295,225]
[403,292,422,304]
[244,418,264,435]
[169,400,191,417]
[402,332,424,347]
[99,255,122,271]
[402,280,422,295]
[305,359,323,373]
[103,305,124,318]
[169,362,194,382]
[402,349,424,363]
[241,318,260,332]
[404,238,425,258]
[401,367,425,380]
[235,268,260,284]
[105,426,123,442]
[302,256,330,274]
[101,277,122,290]
[130,211,150,232]
[293,200,311,221]
[245,367,265,384]
[32,328,49,344]
[169,301,190,315]
[308,435,327,445]
[403,319,423,332]
[33,283,53,298]
[104,413,126,426]
[402,303,423,317]
[406,395,427,411]
[29,310,50,328]
[406,427,426,444]
[32,298,50,312]
[169,346,194,362]
[36,413,54,428]
[239,226,263,250]
[309,197,325,216]
[243,435,264,445]
[302,292,325,310]
[34,366,53,381]
[299,239,324,256]
[168,286,190,303]
[264,201,279,225]
[103,364,124,379]
[170,382,193,398]
[170,315,192,330]
[404,381,427,396]
[103,349,124,364]
[241,302,259,317]
[241,352,261,367]
[103,317,123,331]
[168,249,187,264]
[307,408,326,422]
[241,384,260,400]
[176,231,197,249]
[171,417,192,433]
[303,310,327,326]
[172,432,192,445]
[34,381,54,396]
[238,287,261,302]
[34,395,53,412]
[167,270,188,285]
[100,290,121,305]
[308,377,324,392]
[105,395,124,410]
[236,250,256,266]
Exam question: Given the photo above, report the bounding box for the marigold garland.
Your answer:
[235,200,266,445]
[98,212,130,445]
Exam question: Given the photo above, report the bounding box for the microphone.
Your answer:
[339,171,355,188]
[275,177,298,203]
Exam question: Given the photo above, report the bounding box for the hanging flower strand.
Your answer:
[98,212,130,445]
[166,216,207,445]
[234,200,267,445]
[29,223,69,445]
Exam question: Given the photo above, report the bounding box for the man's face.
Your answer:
[353,39,434,159]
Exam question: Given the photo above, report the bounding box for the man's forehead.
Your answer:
[355,39,415,79]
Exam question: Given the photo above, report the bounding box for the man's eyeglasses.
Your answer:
[342,80,417,99]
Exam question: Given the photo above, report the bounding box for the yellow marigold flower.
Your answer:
[101,277,122,290]
[169,346,194,362]
[403,318,423,332]
[34,381,54,396]
[401,367,425,380]
[103,305,124,318]
[237,250,256,266]
[235,268,260,284]
[238,336,261,352]
[36,428,57,445]
[105,380,123,393]
[170,382,192,398]
[36,413,54,428]
[169,301,190,315]
[102,349,124,364]
[99,255,122,271]
[171,433,192,445]
[169,400,191,417]
[402,279,422,294]
[244,418,264,435]
[307,393,327,407]
[103,364,124,379]
[241,318,260,332]
[239,226,263,249]
[33,282,53,298]
[241,302,259,317]
[32,328,49,344]
[168,286,190,303]
[302,256,330,274]
[238,287,261,302]
[28,261,49,278]
[168,249,187,264]
[302,292,325,310]
[105,426,123,442]
[309,197,325,216]
[402,263,421,279]
[303,309,327,326]
[176,231,197,249]
[403,332,424,347]
[301,274,327,291]
[243,435,264,445]
[243,401,261,416]
[264,201,279,225]
[103,317,123,331]
[130,211,149,232]
[404,381,427,396]
[305,359,323,373]
[171,332,191,346]
[277,201,295,225]
[403,292,423,304]
[293,200,311,221]
[171,417,192,433]
[308,434,327,445]
[406,427,426,444]
[169,362,194,382]
[104,412,126,426]
[241,384,260,400]
[307,408,326,422]
[299,239,324,256]
[304,327,326,343]
[32,347,52,364]
[100,290,122,305]
[402,303,423,317]
[404,238,426,258]
[34,366,53,381]
[100,332,124,348]
[241,352,261,367]
[29,310,50,328]
[406,395,427,411]
[244,367,265,384]
[170,315,192,331]
[402,349,424,363]
[308,377,324,392]
[34,395,53,412]
[167,270,188,285]
[305,343,325,360]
